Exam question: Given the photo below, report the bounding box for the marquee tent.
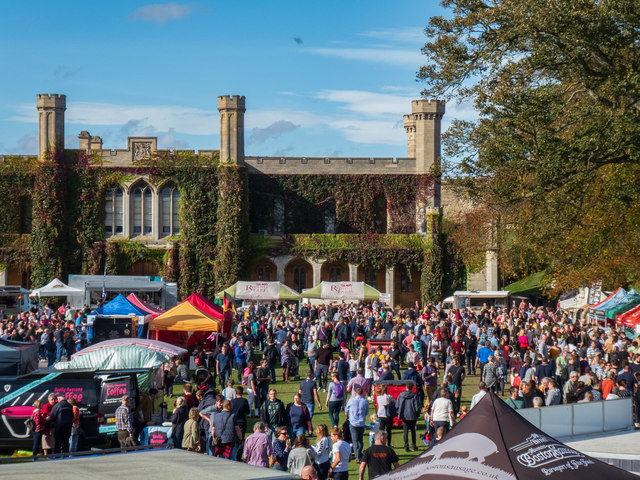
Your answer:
[216,281,300,302]
[93,293,148,317]
[30,278,83,297]
[183,293,224,319]
[617,303,640,327]
[606,294,640,320]
[54,339,186,390]
[149,300,222,332]
[301,281,382,302]
[375,392,638,480]
[126,293,165,319]
[588,287,625,311]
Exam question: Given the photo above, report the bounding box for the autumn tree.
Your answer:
[420,0,640,292]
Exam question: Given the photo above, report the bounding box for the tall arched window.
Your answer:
[329,267,342,282]
[161,186,180,237]
[257,266,271,281]
[294,267,307,292]
[364,268,377,288]
[105,187,124,236]
[400,268,413,293]
[132,183,153,236]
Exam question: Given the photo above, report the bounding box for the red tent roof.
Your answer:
[126,293,165,319]
[616,302,640,327]
[181,293,223,320]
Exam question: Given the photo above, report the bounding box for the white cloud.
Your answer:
[307,47,423,67]
[316,89,414,117]
[127,2,198,25]
[326,119,405,145]
[359,28,426,44]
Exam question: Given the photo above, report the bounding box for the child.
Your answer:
[182,407,200,451]
[348,353,358,380]
[223,379,235,401]
[366,413,380,447]
[459,405,468,419]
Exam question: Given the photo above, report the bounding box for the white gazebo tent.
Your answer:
[30,278,83,297]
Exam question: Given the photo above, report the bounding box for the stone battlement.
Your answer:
[36,93,66,108]
[218,95,246,111]
[244,156,417,175]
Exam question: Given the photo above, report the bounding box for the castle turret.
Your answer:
[218,95,246,164]
[37,93,66,158]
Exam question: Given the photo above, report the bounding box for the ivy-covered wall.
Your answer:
[248,174,431,235]
[2,150,462,303]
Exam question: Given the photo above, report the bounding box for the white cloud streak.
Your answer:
[127,2,197,25]
[307,47,423,67]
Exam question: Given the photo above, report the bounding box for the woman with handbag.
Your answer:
[30,400,45,456]
[287,434,317,476]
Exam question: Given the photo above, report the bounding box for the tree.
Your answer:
[420,0,640,292]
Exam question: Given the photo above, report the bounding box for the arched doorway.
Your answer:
[250,258,277,281]
[357,266,385,291]
[393,266,421,306]
[321,261,349,282]
[285,258,312,293]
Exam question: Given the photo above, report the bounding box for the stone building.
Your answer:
[0,93,497,306]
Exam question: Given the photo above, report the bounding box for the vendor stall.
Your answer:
[301,281,382,302]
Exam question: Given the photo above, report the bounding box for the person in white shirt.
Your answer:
[470,382,488,409]
[330,426,351,480]
[429,389,454,433]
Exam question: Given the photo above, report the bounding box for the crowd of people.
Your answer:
[8,297,640,477]
[149,299,640,477]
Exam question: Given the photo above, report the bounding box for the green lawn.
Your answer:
[165,360,509,478]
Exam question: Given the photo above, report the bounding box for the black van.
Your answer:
[0,368,146,450]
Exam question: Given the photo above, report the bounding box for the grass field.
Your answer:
[165,360,509,478]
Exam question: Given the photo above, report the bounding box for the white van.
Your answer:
[453,291,511,312]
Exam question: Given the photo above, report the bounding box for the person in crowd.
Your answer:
[287,393,313,439]
[329,426,351,480]
[272,426,291,471]
[429,388,454,435]
[170,396,189,447]
[216,345,232,388]
[375,384,395,446]
[232,386,251,439]
[345,386,369,462]
[212,400,242,460]
[359,431,400,480]
[397,382,421,452]
[326,372,346,427]
[299,369,323,420]
[115,396,135,450]
[313,424,331,480]
[470,382,488,409]
[50,393,74,453]
[505,386,525,409]
[288,434,317,475]
[243,421,272,467]
[260,388,288,439]
[182,407,200,451]
[68,398,81,453]
[301,465,319,480]
[175,358,190,383]
[30,399,45,456]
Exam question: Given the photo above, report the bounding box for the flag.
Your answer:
[223,291,236,315]
[101,261,107,302]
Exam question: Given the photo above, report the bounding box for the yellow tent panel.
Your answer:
[149,301,221,332]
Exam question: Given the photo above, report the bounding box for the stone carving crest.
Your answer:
[133,142,152,161]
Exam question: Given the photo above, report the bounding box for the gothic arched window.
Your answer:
[132,183,153,236]
[161,186,180,237]
[105,187,124,236]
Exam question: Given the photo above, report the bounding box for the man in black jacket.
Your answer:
[50,394,74,453]
[397,382,421,452]
[259,388,287,439]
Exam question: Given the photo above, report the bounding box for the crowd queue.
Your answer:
[4,298,640,478]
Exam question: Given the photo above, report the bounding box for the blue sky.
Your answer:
[0,1,474,157]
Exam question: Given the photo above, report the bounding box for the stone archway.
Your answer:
[250,258,277,281]
[357,265,385,291]
[321,261,349,282]
[284,258,313,292]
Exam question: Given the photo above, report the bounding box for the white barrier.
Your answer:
[517,397,633,437]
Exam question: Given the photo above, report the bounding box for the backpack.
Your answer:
[384,396,398,418]
[333,381,344,399]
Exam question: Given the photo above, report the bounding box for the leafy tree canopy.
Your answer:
[420,0,640,292]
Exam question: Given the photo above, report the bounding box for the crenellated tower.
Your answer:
[36,93,66,158]
[218,95,246,165]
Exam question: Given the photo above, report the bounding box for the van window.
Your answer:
[100,377,136,407]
